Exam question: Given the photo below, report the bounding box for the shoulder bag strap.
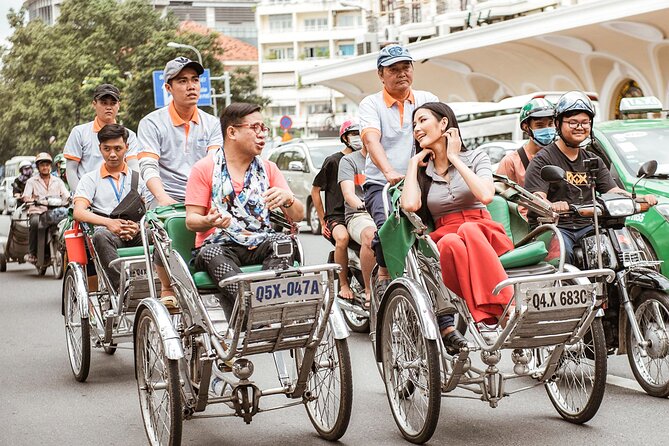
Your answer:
[517,146,530,170]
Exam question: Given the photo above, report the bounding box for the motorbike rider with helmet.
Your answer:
[497,98,556,187]
[310,120,359,300]
[338,121,377,305]
[53,153,69,189]
[12,160,34,198]
[21,152,69,264]
[524,90,657,263]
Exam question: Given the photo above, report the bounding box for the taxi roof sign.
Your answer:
[619,96,663,115]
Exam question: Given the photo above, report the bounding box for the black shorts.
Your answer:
[324,219,346,245]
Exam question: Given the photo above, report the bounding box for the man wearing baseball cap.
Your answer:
[63,83,140,191]
[137,56,222,207]
[358,44,438,295]
[137,56,223,308]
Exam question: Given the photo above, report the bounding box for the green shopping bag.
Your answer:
[377,183,416,280]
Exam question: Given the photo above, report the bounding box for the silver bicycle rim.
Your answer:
[632,299,669,387]
[305,326,342,431]
[64,274,83,374]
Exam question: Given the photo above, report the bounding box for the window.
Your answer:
[275,151,296,170]
[303,46,329,59]
[335,14,361,28]
[269,105,296,116]
[304,17,328,31]
[269,14,292,32]
[337,44,355,56]
[266,47,294,61]
[307,102,331,114]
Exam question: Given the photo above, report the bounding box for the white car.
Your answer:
[0,177,14,215]
[475,140,523,171]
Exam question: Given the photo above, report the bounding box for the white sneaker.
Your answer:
[477,322,501,345]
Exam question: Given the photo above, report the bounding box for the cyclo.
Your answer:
[62,217,154,382]
[370,176,615,444]
[132,204,352,445]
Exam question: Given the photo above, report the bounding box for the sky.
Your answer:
[1,0,26,47]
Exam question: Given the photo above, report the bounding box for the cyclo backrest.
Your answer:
[153,204,196,270]
[486,195,529,244]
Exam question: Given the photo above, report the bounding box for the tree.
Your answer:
[0,0,261,163]
[228,66,271,109]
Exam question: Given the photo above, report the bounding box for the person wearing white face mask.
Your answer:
[338,124,376,305]
[311,120,360,301]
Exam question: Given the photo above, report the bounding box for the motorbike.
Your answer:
[25,197,68,277]
[331,242,370,332]
[0,203,30,272]
[541,159,669,398]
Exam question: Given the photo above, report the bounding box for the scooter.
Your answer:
[26,198,68,278]
[541,159,669,398]
[331,243,370,332]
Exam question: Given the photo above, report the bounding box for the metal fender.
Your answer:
[61,262,89,318]
[327,292,350,340]
[375,277,440,361]
[133,298,184,361]
[627,268,669,292]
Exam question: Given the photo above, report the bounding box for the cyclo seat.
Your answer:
[486,195,549,270]
[150,204,294,290]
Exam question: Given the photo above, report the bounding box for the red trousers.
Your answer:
[430,209,514,323]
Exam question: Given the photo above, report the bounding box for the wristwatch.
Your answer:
[282,194,296,208]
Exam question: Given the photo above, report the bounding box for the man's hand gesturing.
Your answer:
[205,206,232,229]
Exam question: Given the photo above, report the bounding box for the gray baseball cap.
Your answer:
[163,56,204,83]
[93,83,120,101]
[377,44,414,68]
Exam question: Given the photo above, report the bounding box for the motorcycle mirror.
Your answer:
[637,160,658,178]
[540,165,566,183]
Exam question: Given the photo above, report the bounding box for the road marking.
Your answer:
[606,374,644,393]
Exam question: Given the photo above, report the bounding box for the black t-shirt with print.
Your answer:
[312,151,346,224]
[524,142,618,229]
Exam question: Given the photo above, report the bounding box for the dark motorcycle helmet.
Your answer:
[554,91,595,147]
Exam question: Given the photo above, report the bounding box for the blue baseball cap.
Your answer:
[377,44,414,69]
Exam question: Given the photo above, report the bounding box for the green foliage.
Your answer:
[0,0,262,163]
[228,66,270,109]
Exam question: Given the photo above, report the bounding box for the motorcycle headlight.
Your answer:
[604,197,635,217]
[656,204,669,223]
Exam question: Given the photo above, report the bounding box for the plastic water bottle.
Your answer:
[211,377,224,396]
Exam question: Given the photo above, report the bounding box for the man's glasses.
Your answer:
[565,120,591,129]
[233,123,270,136]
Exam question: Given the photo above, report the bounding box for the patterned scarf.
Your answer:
[207,148,272,248]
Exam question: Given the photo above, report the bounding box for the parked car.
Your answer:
[0,177,14,215]
[589,96,669,276]
[268,138,342,234]
[475,140,521,170]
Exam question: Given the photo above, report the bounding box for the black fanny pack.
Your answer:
[108,171,146,222]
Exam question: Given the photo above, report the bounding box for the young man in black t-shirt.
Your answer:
[311,121,361,300]
[525,91,657,263]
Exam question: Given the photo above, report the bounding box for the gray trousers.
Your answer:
[92,227,142,291]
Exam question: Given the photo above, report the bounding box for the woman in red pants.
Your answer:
[402,102,514,345]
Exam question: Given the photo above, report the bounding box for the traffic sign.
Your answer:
[152,68,212,109]
[279,115,293,130]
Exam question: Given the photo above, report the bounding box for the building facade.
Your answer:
[257,0,368,136]
[23,0,259,45]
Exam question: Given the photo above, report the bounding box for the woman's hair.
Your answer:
[410,102,468,226]
[411,101,468,152]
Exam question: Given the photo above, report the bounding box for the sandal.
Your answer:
[160,294,181,314]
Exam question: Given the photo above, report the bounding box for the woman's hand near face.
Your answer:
[411,148,434,167]
[445,128,462,161]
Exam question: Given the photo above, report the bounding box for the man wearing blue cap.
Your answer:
[358,44,438,296]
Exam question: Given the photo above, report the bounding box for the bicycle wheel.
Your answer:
[63,267,90,382]
[301,325,353,441]
[626,290,669,398]
[381,287,441,444]
[135,308,183,446]
[544,318,607,423]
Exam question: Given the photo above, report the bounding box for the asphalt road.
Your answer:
[0,215,667,446]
